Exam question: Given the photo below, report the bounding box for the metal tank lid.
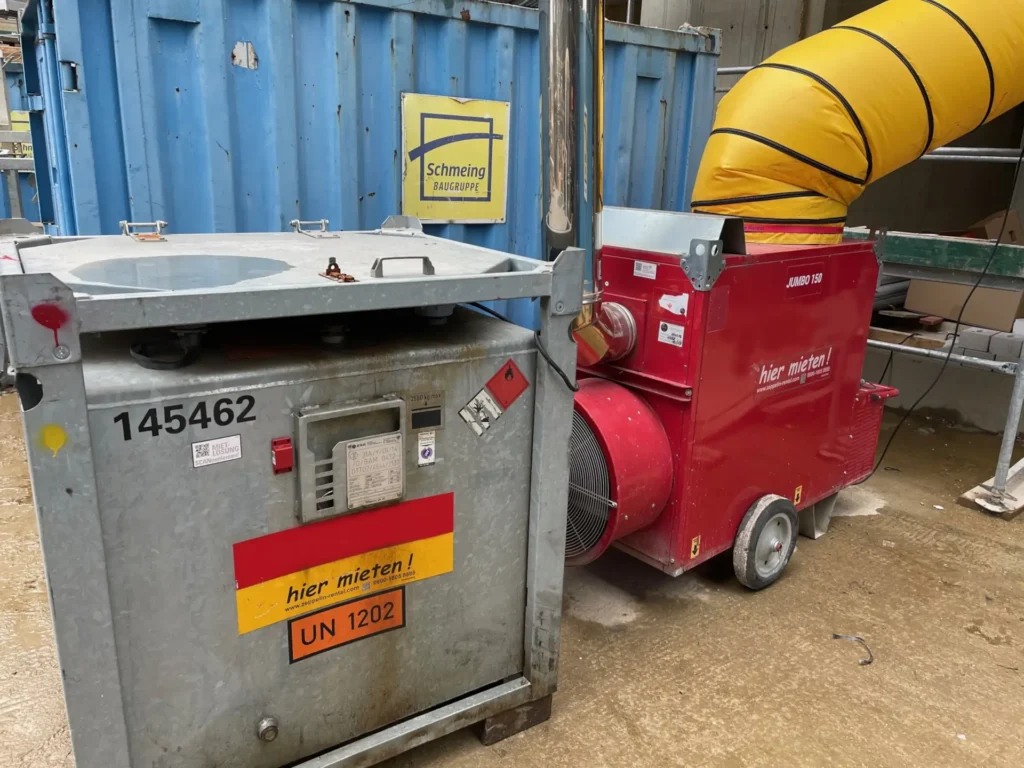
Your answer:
[0,218,579,335]
[6,222,514,294]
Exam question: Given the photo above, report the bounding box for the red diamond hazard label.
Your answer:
[459,360,530,438]
[485,359,529,410]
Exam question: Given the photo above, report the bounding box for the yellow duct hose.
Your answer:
[691,0,1024,244]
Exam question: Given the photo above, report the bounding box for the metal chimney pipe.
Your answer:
[540,0,604,306]
[582,0,604,306]
[539,0,578,264]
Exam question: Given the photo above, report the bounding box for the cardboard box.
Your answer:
[970,210,1024,245]
[905,280,1024,332]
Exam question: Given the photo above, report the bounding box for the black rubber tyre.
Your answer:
[733,494,799,590]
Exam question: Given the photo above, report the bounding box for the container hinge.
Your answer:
[290,219,340,238]
[120,220,168,242]
[681,239,725,291]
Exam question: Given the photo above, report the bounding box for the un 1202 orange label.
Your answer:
[288,587,406,663]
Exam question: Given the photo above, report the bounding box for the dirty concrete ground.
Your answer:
[3,391,1024,767]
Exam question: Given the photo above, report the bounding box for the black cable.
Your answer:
[858,147,1024,484]
[878,349,895,383]
[872,335,913,385]
[535,329,580,392]
[466,302,579,392]
[466,301,511,323]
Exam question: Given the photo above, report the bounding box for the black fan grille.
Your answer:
[566,410,613,559]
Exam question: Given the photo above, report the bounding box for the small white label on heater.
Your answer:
[417,431,437,466]
[634,261,658,280]
[658,322,685,347]
[192,434,242,468]
[658,293,689,316]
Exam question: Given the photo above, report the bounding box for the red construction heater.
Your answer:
[568,208,897,588]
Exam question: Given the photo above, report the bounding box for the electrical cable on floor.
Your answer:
[858,146,1024,484]
[466,302,579,392]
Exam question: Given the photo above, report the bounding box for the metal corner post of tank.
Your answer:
[524,245,584,696]
[0,270,133,768]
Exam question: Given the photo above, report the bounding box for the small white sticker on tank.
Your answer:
[192,434,242,468]
[459,388,503,437]
[633,260,658,280]
[657,321,685,347]
[658,293,689,316]
[417,431,437,466]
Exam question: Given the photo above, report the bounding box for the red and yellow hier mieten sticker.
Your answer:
[233,493,454,634]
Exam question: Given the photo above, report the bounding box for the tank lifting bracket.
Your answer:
[380,215,424,233]
[290,219,340,238]
[119,220,168,242]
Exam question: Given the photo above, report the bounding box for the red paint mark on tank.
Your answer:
[0,253,14,261]
[31,303,69,345]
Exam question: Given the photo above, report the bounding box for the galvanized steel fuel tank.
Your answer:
[0,221,584,768]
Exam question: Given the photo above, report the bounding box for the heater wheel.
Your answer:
[733,495,798,590]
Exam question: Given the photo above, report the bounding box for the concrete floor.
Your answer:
[3,391,1024,767]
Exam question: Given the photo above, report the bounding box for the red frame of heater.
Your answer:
[581,227,884,575]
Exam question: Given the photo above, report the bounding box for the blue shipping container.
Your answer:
[0,172,41,223]
[22,0,718,249]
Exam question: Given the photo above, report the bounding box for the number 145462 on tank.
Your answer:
[112,396,257,441]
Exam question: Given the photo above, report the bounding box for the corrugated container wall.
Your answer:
[22,0,719,251]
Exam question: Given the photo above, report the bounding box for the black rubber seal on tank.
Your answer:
[709,127,866,186]
[690,190,825,208]
[921,0,995,127]
[735,215,848,226]
[754,63,874,183]
[833,26,935,156]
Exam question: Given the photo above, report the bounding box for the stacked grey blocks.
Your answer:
[951,328,1024,363]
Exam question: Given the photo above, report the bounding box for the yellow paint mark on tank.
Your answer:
[39,425,67,457]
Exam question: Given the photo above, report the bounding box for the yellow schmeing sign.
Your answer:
[402,93,510,223]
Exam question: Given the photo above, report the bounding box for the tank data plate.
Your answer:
[345,433,403,508]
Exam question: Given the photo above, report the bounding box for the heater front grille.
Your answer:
[566,410,614,560]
